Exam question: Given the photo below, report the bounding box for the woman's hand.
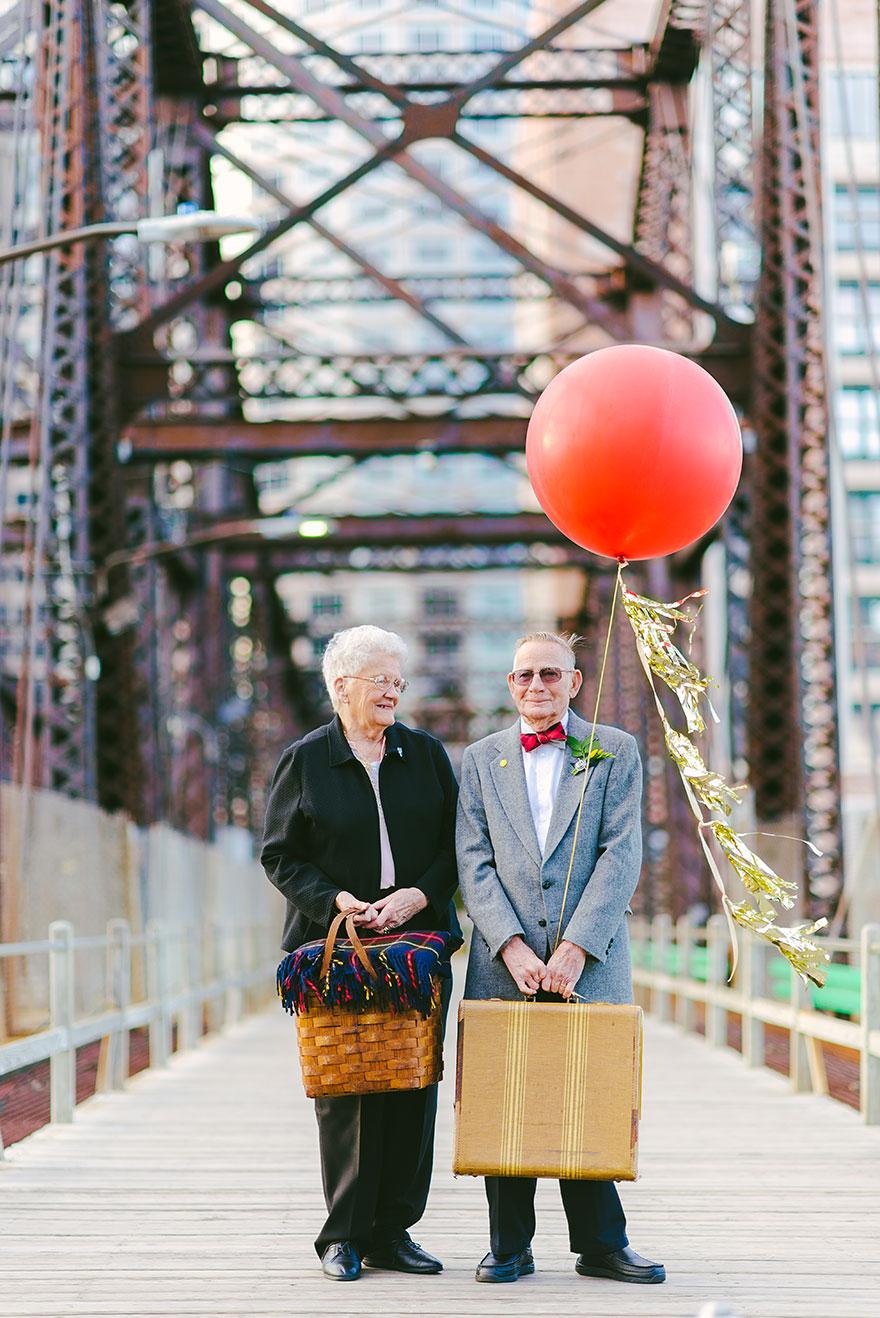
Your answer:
[334,891,378,925]
[361,887,428,933]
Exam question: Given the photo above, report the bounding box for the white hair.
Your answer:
[321,625,408,711]
[515,630,582,662]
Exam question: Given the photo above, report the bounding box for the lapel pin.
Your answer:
[500,758,508,767]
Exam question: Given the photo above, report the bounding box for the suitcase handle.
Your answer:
[320,909,378,984]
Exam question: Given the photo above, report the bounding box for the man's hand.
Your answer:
[541,940,587,998]
[361,887,428,933]
[500,936,546,996]
[334,891,378,926]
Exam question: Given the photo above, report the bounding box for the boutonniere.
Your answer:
[566,734,614,776]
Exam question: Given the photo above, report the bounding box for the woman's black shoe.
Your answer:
[475,1246,535,1282]
[364,1233,443,1273]
[320,1241,362,1280]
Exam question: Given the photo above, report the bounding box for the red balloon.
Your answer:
[526,344,743,561]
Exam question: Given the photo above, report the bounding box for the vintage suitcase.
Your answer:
[453,999,643,1180]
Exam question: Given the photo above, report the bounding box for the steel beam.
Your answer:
[190,119,469,347]
[749,0,842,913]
[123,416,530,459]
[222,544,589,575]
[188,0,629,340]
[111,513,567,565]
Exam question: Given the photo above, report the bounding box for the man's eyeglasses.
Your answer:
[342,674,408,694]
[510,667,574,687]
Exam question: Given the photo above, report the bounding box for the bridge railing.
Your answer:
[0,918,278,1154]
[630,914,880,1124]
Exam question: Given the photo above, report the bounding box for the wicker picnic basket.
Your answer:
[278,910,448,1099]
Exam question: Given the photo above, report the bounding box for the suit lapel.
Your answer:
[542,712,606,863]
[487,723,542,867]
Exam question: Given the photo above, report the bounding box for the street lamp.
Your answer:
[0,210,261,267]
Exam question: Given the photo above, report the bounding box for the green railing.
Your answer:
[629,914,880,1124]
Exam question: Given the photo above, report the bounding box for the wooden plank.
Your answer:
[1,994,879,1318]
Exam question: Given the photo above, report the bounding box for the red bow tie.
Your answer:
[520,722,566,752]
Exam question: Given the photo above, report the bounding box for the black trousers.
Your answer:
[485,1174,628,1257]
[314,1082,439,1256]
[312,979,450,1257]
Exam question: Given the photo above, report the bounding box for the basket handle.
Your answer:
[320,909,378,984]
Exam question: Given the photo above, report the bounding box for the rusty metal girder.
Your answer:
[206,44,648,95]
[203,44,649,124]
[223,543,588,576]
[191,119,469,348]
[749,0,842,913]
[112,513,567,565]
[125,348,573,415]
[194,0,628,340]
[241,269,617,309]
[123,415,530,459]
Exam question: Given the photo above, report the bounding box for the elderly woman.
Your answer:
[261,624,461,1282]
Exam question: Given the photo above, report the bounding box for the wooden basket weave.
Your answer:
[295,911,443,1099]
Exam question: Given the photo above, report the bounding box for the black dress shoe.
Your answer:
[475,1246,535,1283]
[320,1241,362,1281]
[363,1233,443,1274]
[575,1245,665,1284]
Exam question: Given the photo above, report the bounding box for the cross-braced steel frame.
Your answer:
[0,0,845,921]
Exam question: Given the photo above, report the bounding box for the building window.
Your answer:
[832,185,880,251]
[355,31,384,52]
[424,631,461,656]
[312,634,333,659]
[826,72,880,140]
[470,28,509,50]
[836,386,880,458]
[857,598,880,666]
[413,27,446,51]
[415,240,451,264]
[415,196,443,219]
[833,281,880,354]
[359,196,388,221]
[852,703,880,741]
[849,493,880,564]
[311,594,343,617]
[471,582,520,619]
[423,589,458,618]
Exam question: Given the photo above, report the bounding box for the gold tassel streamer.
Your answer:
[725,901,829,988]
[704,821,798,909]
[619,573,829,989]
[663,722,745,816]
[620,587,712,734]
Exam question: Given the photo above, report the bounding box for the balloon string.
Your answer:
[553,560,624,952]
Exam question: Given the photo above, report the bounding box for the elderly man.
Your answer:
[456,630,664,1286]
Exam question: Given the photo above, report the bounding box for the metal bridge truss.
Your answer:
[0,0,842,921]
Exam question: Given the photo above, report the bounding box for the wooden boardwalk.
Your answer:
[2,1000,880,1318]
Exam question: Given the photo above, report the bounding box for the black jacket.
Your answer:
[260,715,462,952]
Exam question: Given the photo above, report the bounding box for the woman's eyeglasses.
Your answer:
[510,667,574,687]
[343,674,408,694]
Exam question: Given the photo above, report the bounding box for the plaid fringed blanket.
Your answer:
[277,929,459,1018]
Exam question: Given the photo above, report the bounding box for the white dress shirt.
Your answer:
[520,708,570,856]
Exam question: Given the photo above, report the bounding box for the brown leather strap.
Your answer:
[320,909,377,983]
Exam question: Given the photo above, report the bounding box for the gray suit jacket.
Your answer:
[456,710,641,1004]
